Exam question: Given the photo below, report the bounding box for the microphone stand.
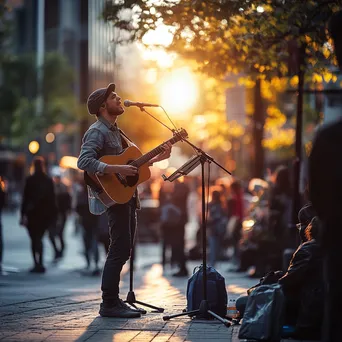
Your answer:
[138,106,232,326]
[123,106,169,314]
[125,207,164,313]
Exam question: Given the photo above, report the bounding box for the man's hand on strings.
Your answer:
[151,142,172,164]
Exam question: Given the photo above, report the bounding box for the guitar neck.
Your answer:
[133,135,182,167]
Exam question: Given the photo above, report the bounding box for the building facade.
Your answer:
[9,0,118,159]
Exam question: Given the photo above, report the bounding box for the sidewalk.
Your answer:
[0,260,318,342]
[0,263,237,342]
[0,212,317,341]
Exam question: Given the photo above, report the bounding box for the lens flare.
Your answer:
[160,68,199,116]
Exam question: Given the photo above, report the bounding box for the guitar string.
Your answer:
[129,132,185,168]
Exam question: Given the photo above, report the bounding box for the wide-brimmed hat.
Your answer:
[87,83,115,115]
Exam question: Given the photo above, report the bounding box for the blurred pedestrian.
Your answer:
[268,166,292,242]
[159,192,181,268]
[207,190,227,267]
[97,212,110,256]
[308,10,342,342]
[227,180,244,264]
[52,174,71,259]
[75,182,100,274]
[77,83,172,318]
[20,157,57,273]
[72,174,85,236]
[0,177,5,273]
[171,178,190,277]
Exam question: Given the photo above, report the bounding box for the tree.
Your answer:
[0,52,80,146]
[103,0,342,228]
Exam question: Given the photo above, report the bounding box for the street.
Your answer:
[0,211,258,341]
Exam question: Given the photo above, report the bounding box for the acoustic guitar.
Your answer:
[85,129,188,207]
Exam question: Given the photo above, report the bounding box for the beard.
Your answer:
[108,105,124,116]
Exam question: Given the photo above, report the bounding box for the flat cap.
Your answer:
[87,83,115,115]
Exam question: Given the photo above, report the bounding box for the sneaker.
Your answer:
[99,300,141,318]
[91,268,101,276]
[29,265,40,273]
[29,265,45,273]
[37,265,46,273]
[172,269,189,277]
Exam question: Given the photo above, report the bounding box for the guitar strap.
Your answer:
[119,129,135,149]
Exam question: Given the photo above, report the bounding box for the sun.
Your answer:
[159,67,199,116]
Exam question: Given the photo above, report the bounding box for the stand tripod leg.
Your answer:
[125,290,147,314]
[197,300,231,326]
[124,206,164,314]
[134,300,164,313]
[125,290,164,313]
[207,310,231,327]
[163,301,231,326]
[162,160,231,327]
[163,309,199,321]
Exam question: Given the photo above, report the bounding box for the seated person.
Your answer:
[236,207,323,339]
[278,216,324,339]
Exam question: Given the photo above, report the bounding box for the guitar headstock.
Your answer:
[173,128,188,141]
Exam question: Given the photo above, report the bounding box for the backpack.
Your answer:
[238,283,285,340]
[186,265,227,318]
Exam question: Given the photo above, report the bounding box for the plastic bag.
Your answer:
[238,283,285,340]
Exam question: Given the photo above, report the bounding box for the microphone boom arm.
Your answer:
[132,105,232,177]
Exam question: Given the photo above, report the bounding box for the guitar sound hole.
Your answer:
[126,160,139,187]
[126,174,139,187]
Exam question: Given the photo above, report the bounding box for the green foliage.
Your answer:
[103,0,342,77]
[103,0,342,165]
[0,52,79,145]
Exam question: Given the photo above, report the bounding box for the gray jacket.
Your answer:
[77,116,123,215]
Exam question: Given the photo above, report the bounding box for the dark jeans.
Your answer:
[172,223,187,271]
[27,219,47,267]
[101,199,136,304]
[48,212,67,257]
[82,219,99,268]
[161,222,175,266]
[56,212,67,253]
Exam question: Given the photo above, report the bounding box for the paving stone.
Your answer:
[0,242,258,341]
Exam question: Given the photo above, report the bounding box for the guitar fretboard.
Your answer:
[131,134,183,167]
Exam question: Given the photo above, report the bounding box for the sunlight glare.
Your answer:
[160,68,199,116]
[141,48,175,68]
[145,68,158,84]
[142,25,173,46]
[154,159,169,170]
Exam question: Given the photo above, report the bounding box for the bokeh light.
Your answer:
[28,141,40,154]
[45,132,55,143]
[59,156,79,170]
[153,159,169,170]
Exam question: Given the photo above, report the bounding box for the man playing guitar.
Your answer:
[77,83,172,318]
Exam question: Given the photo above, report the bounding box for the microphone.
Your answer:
[124,100,159,108]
